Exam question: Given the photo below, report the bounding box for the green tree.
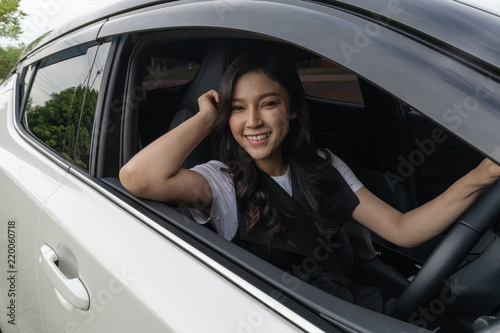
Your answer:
[0,44,23,78]
[75,88,98,169]
[0,0,25,39]
[26,86,86,160]
[26,85,99,170]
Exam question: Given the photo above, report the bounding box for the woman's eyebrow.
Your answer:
[232,92,280,102]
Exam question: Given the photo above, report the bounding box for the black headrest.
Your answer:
[179,41,228,112]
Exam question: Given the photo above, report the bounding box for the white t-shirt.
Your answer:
[190,150,363,241]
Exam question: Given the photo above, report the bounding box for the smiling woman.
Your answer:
[119,50,375,307]
[228,71,292,176]
[120,42,500,318]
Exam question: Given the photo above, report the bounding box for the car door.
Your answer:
[31,31,308,333]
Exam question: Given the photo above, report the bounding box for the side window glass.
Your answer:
[25,48,95,164]
[75,42,111,171]
[295,58,364,104]
[143,57,200,90]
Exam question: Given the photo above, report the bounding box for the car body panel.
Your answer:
[0,76,68,331]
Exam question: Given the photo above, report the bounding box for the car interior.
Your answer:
[97,30,490,331]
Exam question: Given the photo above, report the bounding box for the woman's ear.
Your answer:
[289,113,297,120]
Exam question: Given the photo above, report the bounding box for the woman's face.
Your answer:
[228,70,293,175]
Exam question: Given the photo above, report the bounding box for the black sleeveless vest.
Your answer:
[232,164,384,311]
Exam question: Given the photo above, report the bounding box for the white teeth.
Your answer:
[247,133,270,141]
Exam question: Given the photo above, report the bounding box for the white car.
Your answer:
[1,0,500,332]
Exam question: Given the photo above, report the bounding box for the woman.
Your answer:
[120,52,500,310]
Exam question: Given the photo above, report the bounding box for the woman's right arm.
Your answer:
[119,90,219,206]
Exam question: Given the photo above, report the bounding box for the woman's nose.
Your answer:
[246,108,263,128]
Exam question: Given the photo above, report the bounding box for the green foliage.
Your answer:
[0,0,26,39]
[26,86,99,169]
[0,44,23,79]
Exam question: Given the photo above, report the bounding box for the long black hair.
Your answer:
[213,51,343,241]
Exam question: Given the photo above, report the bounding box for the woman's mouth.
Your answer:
[245,133,271,144]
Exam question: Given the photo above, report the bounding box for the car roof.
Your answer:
[21,0,500,74]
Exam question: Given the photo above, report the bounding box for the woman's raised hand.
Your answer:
[197,90,219,128]
[120,89,221,202]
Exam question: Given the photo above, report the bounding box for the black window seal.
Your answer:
[16,64,37,124]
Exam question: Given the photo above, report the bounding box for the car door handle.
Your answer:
[39,245,90,310]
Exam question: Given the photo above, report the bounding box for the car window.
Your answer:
[295,58,364,104]
[143,57,200,90]
[75,42,111,172]
[24,44,101,166]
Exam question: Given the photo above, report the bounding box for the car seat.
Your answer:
[167,41,229,169]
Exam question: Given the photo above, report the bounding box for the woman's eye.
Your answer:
[263,101,278,107]
[232,106,243,112]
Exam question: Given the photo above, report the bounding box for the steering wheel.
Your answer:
[390,180,500,321]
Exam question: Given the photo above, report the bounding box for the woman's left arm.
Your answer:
[352,158,500,248]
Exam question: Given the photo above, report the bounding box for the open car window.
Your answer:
[98,32,452,332]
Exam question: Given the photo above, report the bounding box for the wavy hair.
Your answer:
[213,51,343,242]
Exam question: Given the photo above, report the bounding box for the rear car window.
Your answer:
[295,58,364,104]
[24,43,110,170]
[143,57,200,90]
